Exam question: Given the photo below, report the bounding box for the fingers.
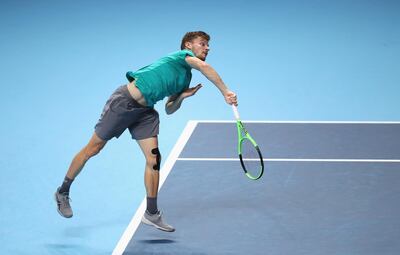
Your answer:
[230,96,238,106]
[190,84,202,95]
[225,91,238,106]
[182,84,202,98]
[194,84,202,91]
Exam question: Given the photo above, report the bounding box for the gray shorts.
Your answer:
[94,85,159,141]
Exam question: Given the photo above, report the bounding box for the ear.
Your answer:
[185,41,192,49]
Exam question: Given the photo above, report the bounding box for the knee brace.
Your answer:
[151,148,161,171]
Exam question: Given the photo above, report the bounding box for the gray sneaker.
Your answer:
[142,210,175,232]
[54,188,73,218]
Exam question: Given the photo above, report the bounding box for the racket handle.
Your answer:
[232,104,240,120]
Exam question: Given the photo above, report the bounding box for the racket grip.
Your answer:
[232,104,240,120]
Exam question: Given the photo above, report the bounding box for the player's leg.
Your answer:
[54,85,130,218]
[66,132,107,180]
[137,136,160,213]
[55,132,107,218]
[137,136,175,232]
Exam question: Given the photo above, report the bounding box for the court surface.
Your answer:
[113,121,400,255]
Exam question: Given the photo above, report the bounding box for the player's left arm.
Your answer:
[165,84,203,115]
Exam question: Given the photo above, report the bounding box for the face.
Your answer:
[186,36,209,61]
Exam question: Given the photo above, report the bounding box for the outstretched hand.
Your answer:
[224,90,238,106]
[181,84,203,98]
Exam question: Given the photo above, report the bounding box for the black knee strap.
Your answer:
[151,148,161,171]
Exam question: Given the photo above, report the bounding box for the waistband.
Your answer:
[119,85,148,108]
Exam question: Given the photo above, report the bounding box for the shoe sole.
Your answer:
[54,192,73,218]
[141,216,175,232]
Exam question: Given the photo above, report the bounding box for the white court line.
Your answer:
[194,120,400,124]
[177,158,400,163]
[112,121,198,255]
[179,121,400,164]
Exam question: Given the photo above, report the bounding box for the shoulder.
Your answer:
[185,55,208,70]
[167,49,195,58]
[166,50,196,69]
[180,49,195,57]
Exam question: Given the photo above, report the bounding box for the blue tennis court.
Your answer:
[114,121,400,255]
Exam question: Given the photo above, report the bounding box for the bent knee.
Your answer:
[84,143,104,159]
[146,148,161,171]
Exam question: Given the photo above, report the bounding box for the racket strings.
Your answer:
[240,138,263,178]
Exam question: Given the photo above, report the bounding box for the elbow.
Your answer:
[165,106,174,115]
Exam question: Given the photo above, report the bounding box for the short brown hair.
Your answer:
[180,31,210,50]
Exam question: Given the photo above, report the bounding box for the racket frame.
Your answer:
[233,105,264,180]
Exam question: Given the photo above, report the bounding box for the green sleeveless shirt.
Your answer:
[126,49,195,107]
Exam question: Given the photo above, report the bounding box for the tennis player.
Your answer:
[55,31,238,232]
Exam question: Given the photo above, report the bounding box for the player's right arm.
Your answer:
[185,56,237,105]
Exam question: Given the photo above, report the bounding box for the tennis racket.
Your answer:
[232,105,264,180]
